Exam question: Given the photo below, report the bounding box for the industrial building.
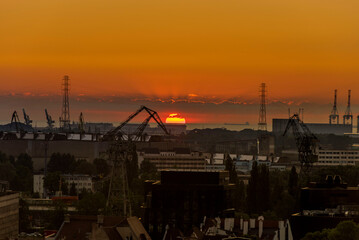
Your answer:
[143,170,235,239]
[272,118,352,135]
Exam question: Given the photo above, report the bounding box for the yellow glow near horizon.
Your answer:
[166,114,186,124]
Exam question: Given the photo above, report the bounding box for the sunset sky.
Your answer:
[1,1,359,125]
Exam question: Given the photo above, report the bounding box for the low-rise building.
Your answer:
[315,149,359,166]
[0,191,19,239]
[33,174,93,197]
[55,215,151,240]
[137,148,206,171]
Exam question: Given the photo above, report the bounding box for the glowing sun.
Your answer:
[165,113,186,124]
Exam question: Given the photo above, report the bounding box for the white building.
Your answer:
[33,174,45,197]
[33,174,93,196]
[62,174,93,193]
[315,150,359,166]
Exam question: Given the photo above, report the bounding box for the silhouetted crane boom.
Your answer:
[283,114,319,170]
[45,109,55,130]
[104,105,169,140]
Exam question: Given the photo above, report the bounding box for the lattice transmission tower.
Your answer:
[258,83,267,131]
[59,75,70,130]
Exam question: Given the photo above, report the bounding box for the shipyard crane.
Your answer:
[45,109,55,130]
[11,111,24,132]
[343,90,353,125]
[104,106,169,216]
[283,114,319,171]
[22,109,32,127]
[103,105,169,141]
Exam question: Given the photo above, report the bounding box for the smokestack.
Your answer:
[97,215,104,227]
[243,221,249,235]
[249,218,256,229]
[279,220,285,240]
[258,216,264,238]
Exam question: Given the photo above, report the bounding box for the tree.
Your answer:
[247,161,259,214]
[69,182,77,196]
[16,153,33,171]
[225,154,238,184]
[94,158,109,176]
[73,159,96,175]
[258,164,270,212]
[77,192,106,215]
[127,150,139,188]
[302,221,359,240]
[140,159,158,180]
[44,172,61,195]
[329,221,359,240]
[288,166,298,197]
[47,153,76,174]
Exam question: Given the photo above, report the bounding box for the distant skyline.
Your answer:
[1,1,359,124]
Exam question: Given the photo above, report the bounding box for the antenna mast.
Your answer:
[59,75,70,130]
[258,83,267,131]
[329,89,339,124]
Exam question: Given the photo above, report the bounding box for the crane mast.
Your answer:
[283,114,319,171]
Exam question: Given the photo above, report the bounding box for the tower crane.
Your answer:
[22,109,32,126]
[283,114,319,171]
[45,109,55,130]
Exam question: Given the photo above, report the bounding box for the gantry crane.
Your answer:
[103,105,169,141]
[45,109,55,130]
[11,111,24,133]
[105,106,169,216]
[283,114,319,171]
[22,109,33,127]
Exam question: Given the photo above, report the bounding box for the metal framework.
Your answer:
[343,90,353,125]
[22,109,32,127]
[106,141,133,216]
[11,111,23,132]
[258,83,267,131]
[329,89,339,124]
[60,75,70,130]
[283,114,319,171]
[103,105,169,141]
[45,109,55,130]
[105,106,169,216]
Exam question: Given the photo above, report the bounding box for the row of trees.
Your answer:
[0,152,33,193]
[302,221,359,240]
[226,155,300,219]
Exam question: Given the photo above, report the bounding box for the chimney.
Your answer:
[249,218,255,229]
[258,216,264,238]
[97,215,104,227]
[279,221,285,240]
[243,221,249,235]
[64,214,70,223]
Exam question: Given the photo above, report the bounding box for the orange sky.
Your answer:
[1,1,359,120]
